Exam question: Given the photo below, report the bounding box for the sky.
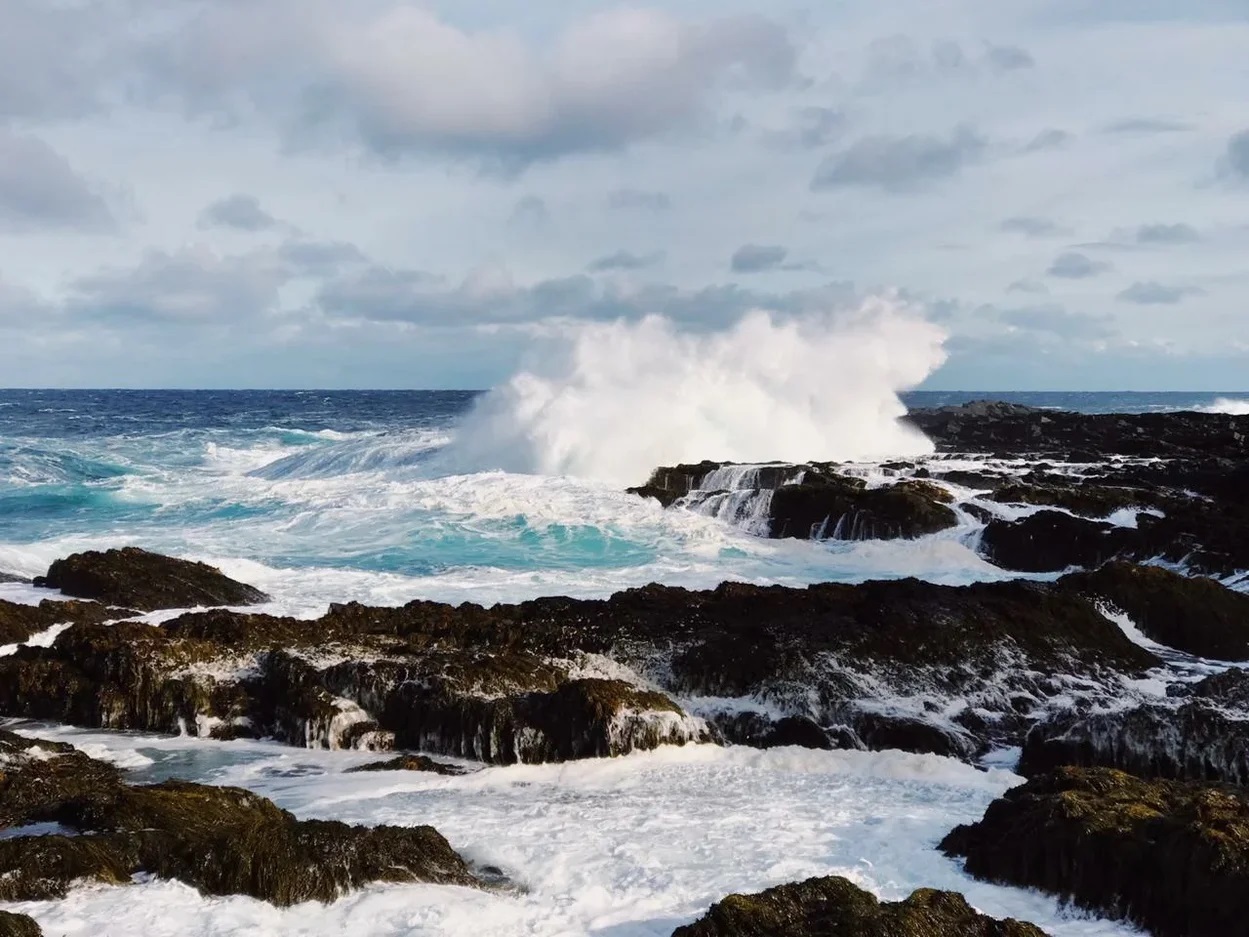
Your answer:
[1,0,1247,390]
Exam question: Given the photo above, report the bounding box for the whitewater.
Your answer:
[1,304,1245,935]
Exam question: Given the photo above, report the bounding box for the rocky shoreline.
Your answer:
[3,402,1249,936]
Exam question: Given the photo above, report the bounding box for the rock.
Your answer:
[0,573,29,585]
[0,598,127,646]
[0,912,41,937]
[1065,562,1249,659]
[0,571,1160,765]
[671,875,1049,936]
[980,511,1132,573]
[0,729,476,906]
[34,547,269,612]
[769,478,958,541]
[988,482,1152,518]
[347,754,466,775]
[941,766,1249,937]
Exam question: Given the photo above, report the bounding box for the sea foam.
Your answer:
[444,296,946,486]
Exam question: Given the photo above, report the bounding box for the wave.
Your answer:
[1197,397,1249,416]
[444,296,947,486]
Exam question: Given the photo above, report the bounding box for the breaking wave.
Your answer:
[1198,397,1249,416]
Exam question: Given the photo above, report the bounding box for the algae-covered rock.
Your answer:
[0,730,475,906]
[1065,562,1249,660]
[35,547,268,611]
[0,911,41,937]
[347,754,466,775]
[941,766,1249,937]
[980,511,1131,573]
[672,875,1049,936]
[0,598,126,646]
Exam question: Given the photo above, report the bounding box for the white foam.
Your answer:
[1196,397,1249,416]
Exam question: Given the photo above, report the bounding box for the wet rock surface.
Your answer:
[0,598,124,647]
[0,912,41,937]
[346,754,466,775]
[0,729,475,906]
[34,547,269,612]
[671,875,1049,937]
[941,767,1249,937]
[0,556,1162,765]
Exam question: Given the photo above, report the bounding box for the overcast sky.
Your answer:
[1,0,1247,390]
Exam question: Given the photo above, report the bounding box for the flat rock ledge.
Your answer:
[671,875,1049,936]
[0,729,476,907]
[941,766,1249,937]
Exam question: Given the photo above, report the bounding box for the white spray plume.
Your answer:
[446,294,947,486]
[1198,397,1249,416]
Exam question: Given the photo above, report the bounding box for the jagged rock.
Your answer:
[671,875,1048,936]
[1066,562,1249,659]
[0,729,475,906]
[768,478,958,541]
[0,572,29,585]
[988,482,1152,518]
[347,754,466,775]
[0,598,126,646]
[34,547,269,612]
[0,912,41,937]
[941,767,1249,937]
[980,511,1132,573]
[1018,705,1249,785]
[0,573,1158,765]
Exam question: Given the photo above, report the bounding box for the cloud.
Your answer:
[1047,251,1111,279]
[998,304,1116,340]
[1000,216,1067,237]
[1023,128,1072,152]
[1224,129,1249,179]
[0,0,113,121]
[278,239,368,275]
[67,247,285,323]
[607,188,672,212]
[508,196,552,231]
[985,43,1035,71]
[730,244,789,273]
[1102,117,1193,134]
[1136,222,1200,244]
[1007,279,1049,295]
[789,107,844,148]
[145,7,796,168]
[586,250,665,272]
[0,130,115,233]
[811,126,986,191]
[1117,281,1205,304]
[198,194,278,232]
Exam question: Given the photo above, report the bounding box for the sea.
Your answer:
[1,386,1244,935]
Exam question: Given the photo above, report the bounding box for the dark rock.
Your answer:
[769,479,958,541]
[0,729,476,906]
[988,482,1152,518]
[0,912,41,937]
[1065,562,1249,659]
[0,572,29,585]
[980,511,1132,573]
[672,875,1048,936]
[0,598,128,646]
[347,754,466,775]
[941,766,1249,937]
[35,547,269,612]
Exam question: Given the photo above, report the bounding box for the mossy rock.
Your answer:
[942,766,1249,937]
[0,732,476,906]
[35,547,269,612]
[0,598,126,646]
[672,875,1049,936]
[0,911,42,937]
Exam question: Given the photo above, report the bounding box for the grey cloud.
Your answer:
[812,126,987,191]
[1024,128,1072,152]
[68,247,285,323]
[0,131,114,233]
[508,196,551,230]
[586,250,665,272]
[731,244,788,273]
[792,107,844,148]
[1225,130,1249,179]
[986,44,1035,71]
[1000,216,1067,237]
[1117,281,1205,305]
[0,1,112,121]
[278,239,368,275]
[607,189,671,212]
[198,194,278,232]
[0,276,53,327]
[1103,117,1193,134]
[145,9,797,167]
[1136,223,1200,244]
[1047,251,1110,279]
[999,304,1116,340]
[1008,279,1049,295]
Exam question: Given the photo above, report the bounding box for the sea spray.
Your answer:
[443,295,947,485]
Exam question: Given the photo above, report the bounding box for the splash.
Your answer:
[1197,398,1249,416]
[445,295,947,486]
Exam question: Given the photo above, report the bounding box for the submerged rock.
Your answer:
[34,547,269,612]
[941,766,1249,937]
[0,912,41,937]
[347,754,466,775]
[0,729,475,906]
[671,875,1048,936]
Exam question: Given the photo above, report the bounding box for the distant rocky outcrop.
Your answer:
[942,766,1249,937]
[672,875,1048,937]
[34,547,269,611]
[0,729,475,906]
